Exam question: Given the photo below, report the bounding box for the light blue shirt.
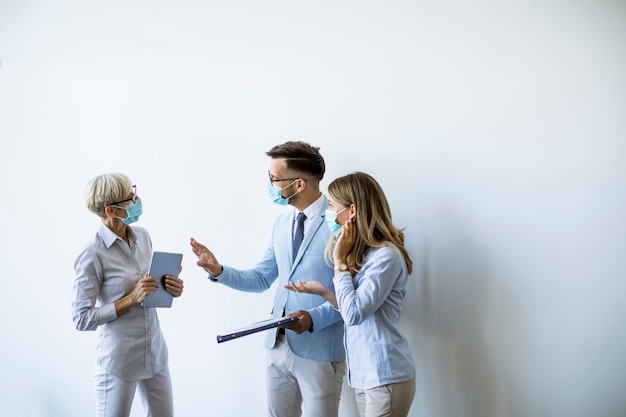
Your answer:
[333,243,416,390]
[72,223,168,381]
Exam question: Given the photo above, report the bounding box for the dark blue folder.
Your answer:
[216,316,299,343]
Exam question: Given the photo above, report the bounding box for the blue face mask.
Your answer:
[268,180,299,206]
[115,199,143,225]
[325,207,349,237]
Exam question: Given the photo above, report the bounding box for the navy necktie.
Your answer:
[292,212,307,262]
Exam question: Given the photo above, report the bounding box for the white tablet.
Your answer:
[141,251,183,308]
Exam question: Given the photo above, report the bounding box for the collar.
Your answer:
[98,222,136,248]
[296,193,326,220]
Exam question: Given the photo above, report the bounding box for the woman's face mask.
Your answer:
[267,179,299,206]
[113,199,143,225]
[325,206,349,237]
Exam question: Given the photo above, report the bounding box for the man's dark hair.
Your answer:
[266,141,325,181]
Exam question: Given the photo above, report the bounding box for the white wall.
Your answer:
[1,1,625,416]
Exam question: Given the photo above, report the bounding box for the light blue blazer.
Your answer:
[210,196,345,362]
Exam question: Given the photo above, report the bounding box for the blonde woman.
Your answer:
[285,171,416,417]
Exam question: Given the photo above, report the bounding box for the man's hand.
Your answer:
[190,237,223,277]
[282,310,313,334]
[285,280,330,298]
[284,281,338,309]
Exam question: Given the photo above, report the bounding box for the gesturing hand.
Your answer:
[284,280,329,297]
[190,237,223,277]
[284,280,338,309]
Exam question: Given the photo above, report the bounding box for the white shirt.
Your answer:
[293,193,326,239]
[72,223,168,380]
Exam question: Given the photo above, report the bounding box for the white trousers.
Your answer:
[93,365,174,417]
[266,334,346,417]
[354,378,416,417]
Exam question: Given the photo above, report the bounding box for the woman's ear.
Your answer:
[103,205,117,218]
[349,204,356,220]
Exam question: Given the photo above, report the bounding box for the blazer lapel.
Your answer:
[291,213,323,268]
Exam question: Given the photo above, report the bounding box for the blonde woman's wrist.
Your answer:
[334,260,348,274]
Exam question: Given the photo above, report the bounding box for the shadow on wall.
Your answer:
[402,208,518,417]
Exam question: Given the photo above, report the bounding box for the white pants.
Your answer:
[93,365,174,417]
[354,378,416,417]
[266,334,346,417]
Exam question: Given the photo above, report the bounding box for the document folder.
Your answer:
[216,316,299,343]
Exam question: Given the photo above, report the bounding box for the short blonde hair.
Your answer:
[84,173,133,218]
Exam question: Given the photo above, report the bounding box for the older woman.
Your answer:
[285,172,416,417]
[72,172,184,417]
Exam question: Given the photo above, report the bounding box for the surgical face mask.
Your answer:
[113,199,143,225]
[267,179,299,206]
[325,206,349,237]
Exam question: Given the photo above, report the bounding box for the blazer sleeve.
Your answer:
[307,298,343,332]
[209,242,279,293]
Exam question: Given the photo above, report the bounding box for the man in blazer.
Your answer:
[190,141,345,417]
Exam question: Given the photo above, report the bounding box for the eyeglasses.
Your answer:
[268,171,300,184]
[109,185,137,206]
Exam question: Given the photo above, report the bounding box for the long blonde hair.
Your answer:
[325,172,412,276]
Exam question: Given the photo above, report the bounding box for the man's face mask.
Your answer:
[267,179,299,206]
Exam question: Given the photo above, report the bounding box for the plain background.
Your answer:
[1,1,625,416]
